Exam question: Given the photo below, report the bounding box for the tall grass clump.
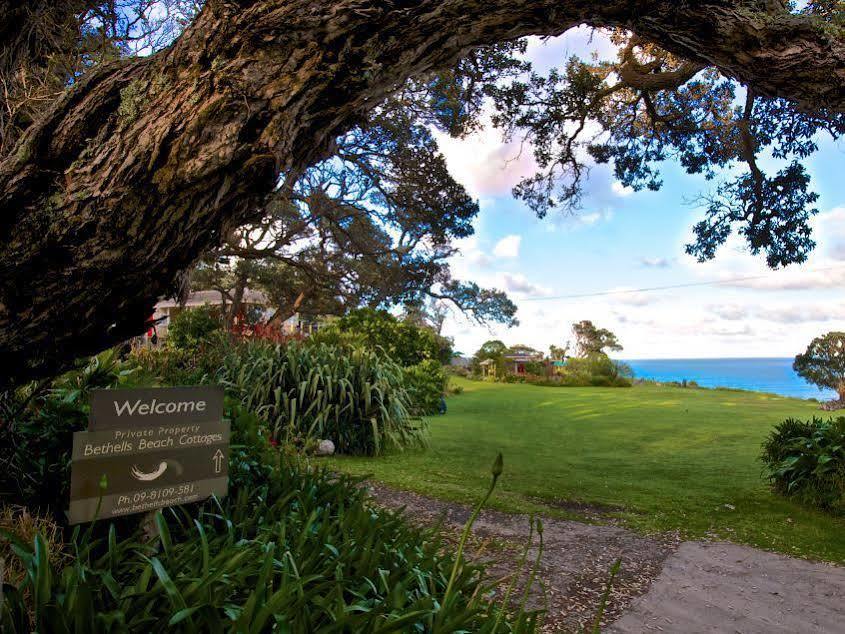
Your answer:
[219,340,425,455]
[761,416,845,511]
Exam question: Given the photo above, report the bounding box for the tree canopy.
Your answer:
[1,0,844,382]
[190,94,519,328]
[572,320,623,357]
[312,307,453,366]
[794,332,845,401]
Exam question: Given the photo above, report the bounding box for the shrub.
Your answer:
[0,461,536,633]
[761,416,845,511]
[167,305,223,350]
[404,359,448,415]
[312,307,451,365]
[553,354,632,388]
[225,397,276,491]
[219,340,424,455]
[130,332,227,385]
[523,360,547,376]
[0,350,135,516]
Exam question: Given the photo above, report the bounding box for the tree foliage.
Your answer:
[548,344,569,361]
[470,339,508,377]
[192,96,518,327]
[794,332,845,400]
[572,320,622,357]
[471,10,845,268]
[312,308,452,367]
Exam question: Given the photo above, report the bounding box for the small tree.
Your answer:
[471,340,507,377]
[794,332,845,402]
[549,343,569,361]
[572,321,623,357]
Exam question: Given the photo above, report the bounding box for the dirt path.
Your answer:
[364,483,845,633]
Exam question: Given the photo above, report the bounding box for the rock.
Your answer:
[315,439,335,456]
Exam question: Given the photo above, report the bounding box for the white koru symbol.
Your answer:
[131,461,168,481]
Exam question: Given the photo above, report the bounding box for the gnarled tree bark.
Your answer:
[1,0,843,384]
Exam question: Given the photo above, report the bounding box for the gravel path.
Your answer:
[609,541,845,634]
[364,482,845,633]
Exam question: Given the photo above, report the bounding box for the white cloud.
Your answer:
[709,304,749,321]
[547,207,614,231]
[580,211,605,226]
[610,288,661,306]
[501,273,550,297]
[717,267,845,291]
[432,124,538,199]
[612,181,634,197]
[640,257,673,269]
[680,207,845,292]
[709,302,845,324]
[493,234,522,258]
[819,207,845,262]
[523,27,618,75]
[450,236,492,277]
[830,242,845,261]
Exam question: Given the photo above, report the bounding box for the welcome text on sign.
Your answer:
[113,398,208,416]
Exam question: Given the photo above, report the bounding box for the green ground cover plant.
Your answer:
[328,378,845,561]
[1,459,538,632]
[0,350,541,632]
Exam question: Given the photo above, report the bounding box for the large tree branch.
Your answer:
[1,0,843,383]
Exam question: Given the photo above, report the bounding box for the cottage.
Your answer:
[150,289,273,338]
[503,347,544,376]
[147,289,327,340]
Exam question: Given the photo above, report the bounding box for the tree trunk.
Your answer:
[1,0,844,384]
[227,272,249,331]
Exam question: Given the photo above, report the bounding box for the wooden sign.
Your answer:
[67,386,229,525]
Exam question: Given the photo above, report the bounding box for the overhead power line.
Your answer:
[520,264,845,302]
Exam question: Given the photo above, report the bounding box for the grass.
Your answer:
[328,377,845,562]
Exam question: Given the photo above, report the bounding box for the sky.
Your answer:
[436,29,845,360]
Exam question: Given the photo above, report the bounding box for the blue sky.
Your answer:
[437,31,845,359]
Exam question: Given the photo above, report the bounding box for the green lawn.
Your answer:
[328,377,845,562]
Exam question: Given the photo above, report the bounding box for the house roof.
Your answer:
[155,289,269,309]
[504,351,544,362]
[478,359,496,366]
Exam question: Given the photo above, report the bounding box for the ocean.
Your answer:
[624,357,836,401]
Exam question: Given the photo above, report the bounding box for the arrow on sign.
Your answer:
[212,449,224,474]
